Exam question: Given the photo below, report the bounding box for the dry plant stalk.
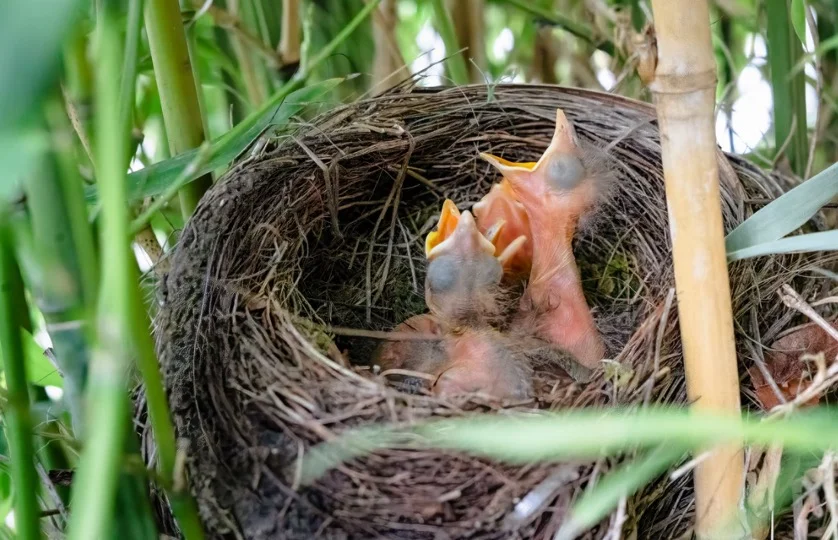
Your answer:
[371,0,409,92]
[279,0,301,66]
[446,0,486,82]
[648,0,744,536]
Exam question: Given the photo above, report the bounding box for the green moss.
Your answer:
[580,252,642,300]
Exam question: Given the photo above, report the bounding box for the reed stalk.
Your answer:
[5,223,71,505]
[429,0,470,85]
[647,0,744,536]
[66,3,133,536]
[280,0,301,65]
[144,0,213,217]
[372,0,409,91]
[227,0,269,107]
[0,220,41,540]
[25,98,99,434]
[766,0,809,176]
[446,0,485,83]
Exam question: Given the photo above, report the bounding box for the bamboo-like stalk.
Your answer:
[5,223,71,506]
[227,0,269,107]
[0,220,41,540]
[280,0,301,65]
[532,26,559,84]
[69,2,206,538]
[429,0,470,85]
[766,0,808,177]
[66,5,134,537]
[446,0,485,83]
[372,0,409,91]
[647,1,744,537]
[144,0,213,217]
[26,98,100,434]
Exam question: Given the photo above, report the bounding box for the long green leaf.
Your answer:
[503,0,615,55]
[727,230,838,261]
[301,407,838,484]
[429,0,470,85]
[555,446,686,540]
[791,0,808,44]
[725,162,838,251]
[85,78,343,203]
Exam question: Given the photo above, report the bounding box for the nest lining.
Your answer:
[153,84,836,539]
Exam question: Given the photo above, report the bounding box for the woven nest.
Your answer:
[153,84,835,539]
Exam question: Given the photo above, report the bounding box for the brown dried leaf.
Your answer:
[749,321,838,410]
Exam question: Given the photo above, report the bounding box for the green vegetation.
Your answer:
[0,0,836,537]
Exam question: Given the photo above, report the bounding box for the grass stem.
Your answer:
[144,0,214,217]
[766,0,809,176]
[0,220,41,540]
[429,0,470,85]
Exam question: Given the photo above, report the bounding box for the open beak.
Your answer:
[425,200,495,260]
[479,108,584,199]
[473,179,531,275]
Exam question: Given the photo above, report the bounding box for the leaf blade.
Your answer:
[791,0,807,45]
[85,78,344,203]
[725,162,838,251]
[727,230,838,261]
[556,445,686,540]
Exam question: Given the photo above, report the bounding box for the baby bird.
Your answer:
[424,199,510,326]
[480,108,607,369]
[376,198,590,400]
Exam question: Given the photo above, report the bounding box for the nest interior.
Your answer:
[154,85,835,539]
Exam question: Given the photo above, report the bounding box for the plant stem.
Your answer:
[766,0,809,176]
[0,220,41,540]
[25,97,100,434]
[66,3,135,538]
[504,0,615,56]
[429,0,470,85]
[144,0,213,217]
[446,0,486,83]
[280,0,301,65]
[648,0,744,537]
[120,0,145,167]
[270,0,382,99]
[4,224,72,506]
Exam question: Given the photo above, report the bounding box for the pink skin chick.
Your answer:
[480,108,605,369]
[377,199,533,399]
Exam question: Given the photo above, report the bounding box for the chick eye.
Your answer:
[546,154,585,191]
[426,256,458,293]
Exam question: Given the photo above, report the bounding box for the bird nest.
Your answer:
[153,84,834,539]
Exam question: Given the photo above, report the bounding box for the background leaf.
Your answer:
[725,162,838,252]
[21,329,62,388]
[556,446,686,540]
[790,0,807,45]
[727,230,838,261]
[0,0,86,126]
[85,78,344,203]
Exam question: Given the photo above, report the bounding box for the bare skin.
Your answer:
[375,197,591,400]
[480,108,606,369]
